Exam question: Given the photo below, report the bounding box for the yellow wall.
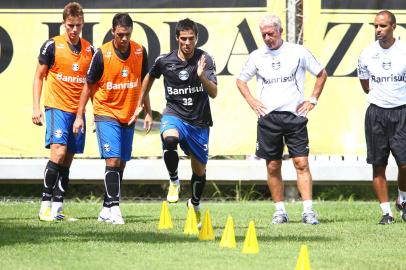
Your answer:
[0,2,286,157]
[304,1,406,155]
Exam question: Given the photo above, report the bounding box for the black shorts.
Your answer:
[365,104,406,165]
[256,111,309,160]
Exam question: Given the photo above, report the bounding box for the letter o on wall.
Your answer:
[0,26,13,73]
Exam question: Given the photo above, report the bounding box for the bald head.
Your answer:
[376,10,396,25]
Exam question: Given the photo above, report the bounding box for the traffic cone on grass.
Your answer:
[199,209,215,240]
[158,201,173,230]
[183,205,199,235]
[242,220,259,254]
[219,215,236,248]
[295,245,311,270]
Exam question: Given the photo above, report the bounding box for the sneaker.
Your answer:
[378,213,395,225]
[187,199,201,229]
[272,211,288,224]
[395,199,406,222]
[39,206,53,222]
[97,207,112,223]
[110,206,125,225]
[302,211,319,225]
[167,181,180,203]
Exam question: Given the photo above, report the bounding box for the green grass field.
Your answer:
[0,201,404,270]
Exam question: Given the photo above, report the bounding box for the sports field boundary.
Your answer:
[0,155,398,184]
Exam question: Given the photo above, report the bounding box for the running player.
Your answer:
[73,13,151,224]
[358,10,406,225]
[236,14,327,225]
[130,18,217,224]
[32,2,93,221]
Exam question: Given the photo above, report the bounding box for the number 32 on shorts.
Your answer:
[182,98,193,106]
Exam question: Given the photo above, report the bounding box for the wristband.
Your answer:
[308,96,318,105]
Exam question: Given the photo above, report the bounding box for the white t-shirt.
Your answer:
[238,41,324,114]
[358,40,406,108]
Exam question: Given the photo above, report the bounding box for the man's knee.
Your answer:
[267,160,282,175]
[50,144,67,164]
[293,157,310,173]
[163,136,179,151]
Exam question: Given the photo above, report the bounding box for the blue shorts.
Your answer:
[160,114,209,164]
[95,121,135,162]
[45,108,85,154]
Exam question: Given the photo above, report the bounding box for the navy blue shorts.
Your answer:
[45,108,85,154]
[160,114,209,164]
[365,104,406,165]
[256,111,309,160]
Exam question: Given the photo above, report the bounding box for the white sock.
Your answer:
[303,200,313,213]
[380,202,392,216]
[274,201,286,213]
[188,199,200,212]
[51,202,63,216]
[193,204,200,212]
[398,189,406,203]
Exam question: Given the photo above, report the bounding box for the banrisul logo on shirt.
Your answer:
[121,68,129,77]
[72,63,79,72]
[271,60,281,70]
[178,70,189,80]
[382,58,391,70]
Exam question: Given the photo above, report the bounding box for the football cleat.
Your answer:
[272,211,289,224]
[302,211,320,225]
[110,206,125,225]
[167,181,180,203]
[378,213,395,225]
[97,207,112,223]
[395,199,406,222]
[39,206,53,222]
[187,199,201,229]
[54,212,66,221]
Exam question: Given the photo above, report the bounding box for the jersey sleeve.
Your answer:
[238,52,257,82]
[204,53,217,84]
[149,55,163,79]
[38,39,55,68]
[302,47,324,76]
[86,49,104,84]
[357,49,370,80]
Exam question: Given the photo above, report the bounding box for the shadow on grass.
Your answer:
[254,235,340,242]
[0,222,201,247]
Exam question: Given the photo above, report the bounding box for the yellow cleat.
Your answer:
[167,181,180,203]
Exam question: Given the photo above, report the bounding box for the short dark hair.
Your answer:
[175,18,198,37]
[63,2,84,21]
[112,13,133,30]
[377,10,396,25]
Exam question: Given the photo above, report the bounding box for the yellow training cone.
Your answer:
[198,209,215,240]
[242,221,259,254]
[183,205,199,235]
[158,201,173,230]
[295,245,311,270]
[219,215,236,248]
